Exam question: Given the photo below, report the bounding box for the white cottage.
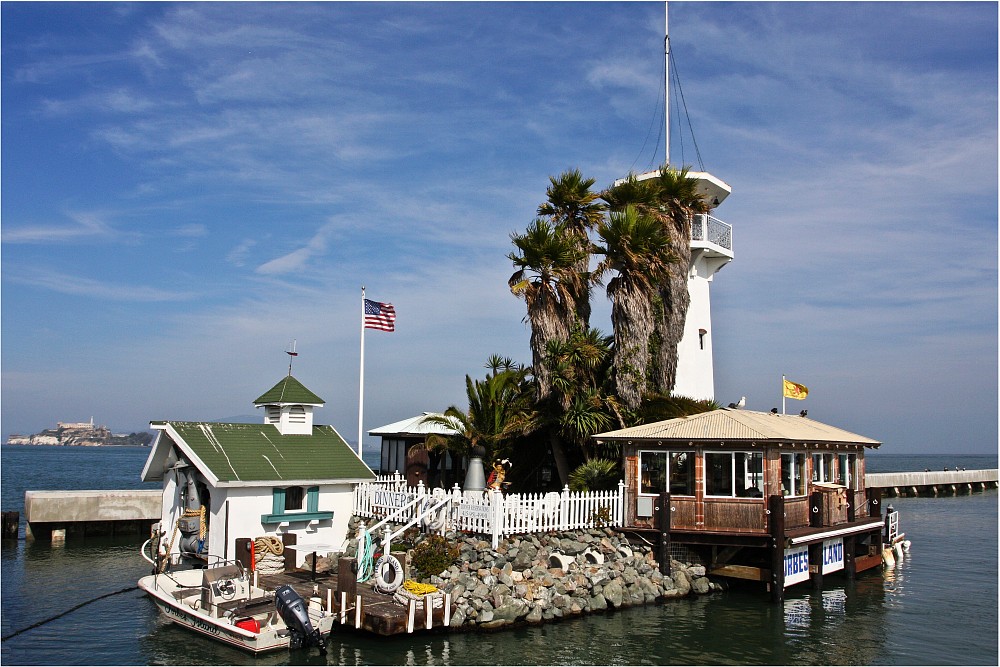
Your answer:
[140,374,374,569]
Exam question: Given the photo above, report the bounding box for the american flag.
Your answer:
[364,299,396,332]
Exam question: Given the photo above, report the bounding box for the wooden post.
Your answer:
[844,535,856,580]
[809,491,824,528]
[337,558,357,601]
[768,494,785,604]
[808,542,823,589]
[281,531,297,571]
[2,512,18,540]
[656,492,671,576]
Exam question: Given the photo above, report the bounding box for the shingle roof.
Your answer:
[253,375,324,406]
[162,421,373,484]
[594,408,880,447]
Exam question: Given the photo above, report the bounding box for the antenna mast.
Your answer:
[664,1,670,166]
[285,339,298,375]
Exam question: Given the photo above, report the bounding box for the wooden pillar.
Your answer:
[235,538,253,571]
[844,535,856,580]
[808,542,823,589]
[281,531,297,571]
[2,512,18,540]
[337,557,358,601]
[656,492,671,576]
[768,494,785,604]
[809,491,824,528]
[867,487,882,519]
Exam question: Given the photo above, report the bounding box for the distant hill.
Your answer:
[5,420,153,447]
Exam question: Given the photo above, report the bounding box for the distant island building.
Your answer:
[6,417,152,447]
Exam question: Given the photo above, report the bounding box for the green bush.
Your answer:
[411,535,459,577]
[569,458,619,492]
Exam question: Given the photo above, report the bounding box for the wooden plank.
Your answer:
[710,564,769,581]
[854,553,883,573]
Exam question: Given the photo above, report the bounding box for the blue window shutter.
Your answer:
[306,486,319,513]
[272,488,286,515]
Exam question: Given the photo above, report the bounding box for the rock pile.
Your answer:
[344,517,721,631]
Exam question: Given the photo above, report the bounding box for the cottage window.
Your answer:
[639,450,695,496]
[781,453,808,497]
[705,452,763,497]
[284,485,304,511]
[262,485,330,524]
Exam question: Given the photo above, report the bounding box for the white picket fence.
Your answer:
[353,479,625,548]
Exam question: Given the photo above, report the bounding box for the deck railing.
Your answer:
[692,213,732,251]
[353,480,625,548]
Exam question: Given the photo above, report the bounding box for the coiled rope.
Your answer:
[1,586,140,642]
[356,529,375,583]
[159,506,206,573]
[253,535,284,575]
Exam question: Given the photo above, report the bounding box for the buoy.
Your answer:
[373,554,404,593]
[902,540,912,552]
[882,548,895,568]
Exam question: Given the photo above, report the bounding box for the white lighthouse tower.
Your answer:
[632,4,735,401]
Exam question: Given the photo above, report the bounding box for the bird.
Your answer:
[770,408,778,414]
[799,410,808,417]
[727,396,746,409]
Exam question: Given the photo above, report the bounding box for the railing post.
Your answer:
[561,485,570,531]
[617,480,625,527]
[490,490,501,548]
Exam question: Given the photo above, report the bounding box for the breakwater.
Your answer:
[345,516,719,631]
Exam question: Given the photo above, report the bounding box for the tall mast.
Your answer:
[664,1,670,166]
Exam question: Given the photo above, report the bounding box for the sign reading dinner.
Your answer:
[373,490,412,512]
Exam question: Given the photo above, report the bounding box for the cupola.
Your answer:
[253,375,324,435]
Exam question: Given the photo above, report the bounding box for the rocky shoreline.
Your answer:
[343,516,722,631]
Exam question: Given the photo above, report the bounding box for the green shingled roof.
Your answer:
[164,421,373,483]
[253,375,324,406]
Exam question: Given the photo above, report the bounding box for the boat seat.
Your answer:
[171,587,205,601]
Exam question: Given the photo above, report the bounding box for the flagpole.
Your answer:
[358,286,366,458]
[781,374,786,415]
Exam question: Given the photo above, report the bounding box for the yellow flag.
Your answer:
[783,379,809,400]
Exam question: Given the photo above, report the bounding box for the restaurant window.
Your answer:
[837,453,857,488]
[639,450,696,496]
[639,451,667,495]
[781,453,807,497]
[812,453,836,483]
[706,451,764,497]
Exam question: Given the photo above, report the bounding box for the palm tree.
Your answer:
[649,166,710,394]
[508,218,586,402]
[536,169,606,329]
[423,359,538,467]
[593,205,677,411]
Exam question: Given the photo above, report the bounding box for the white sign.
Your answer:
[373,490,412,511]
[821,537,844,574]
[458,503,491,522]
[783,545,810,587]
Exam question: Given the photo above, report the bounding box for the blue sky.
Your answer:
[2,2,996,456]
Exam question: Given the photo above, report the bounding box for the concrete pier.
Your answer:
[24,489,160,541]
[865,469,998,497]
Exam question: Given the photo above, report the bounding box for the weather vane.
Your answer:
[285,339,298,375]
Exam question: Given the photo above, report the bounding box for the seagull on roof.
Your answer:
[728,396,746,409]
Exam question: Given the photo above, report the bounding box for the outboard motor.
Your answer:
[275,585,325,653]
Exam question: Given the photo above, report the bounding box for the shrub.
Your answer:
[569,458,619,492]
[410,535,459,577]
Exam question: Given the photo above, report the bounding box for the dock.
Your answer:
[256,569,454,636]
[865,469,997,497]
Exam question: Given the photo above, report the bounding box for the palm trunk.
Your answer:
[611,283,654,411]
[652,216,692,394]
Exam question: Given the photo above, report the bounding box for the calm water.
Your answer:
[1,446,997,665]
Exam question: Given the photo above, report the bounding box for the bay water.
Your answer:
[1,446,996,665]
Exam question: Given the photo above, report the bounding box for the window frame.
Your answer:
[704,450,765,498]
[261,485,332,524]
[638,449,696,497]
[781,452,808,497]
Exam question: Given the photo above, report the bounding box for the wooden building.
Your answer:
[594,408,888,601]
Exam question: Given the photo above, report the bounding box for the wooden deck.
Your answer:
[257,569,454,636]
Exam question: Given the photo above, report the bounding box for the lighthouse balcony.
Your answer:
[692,213,733,258]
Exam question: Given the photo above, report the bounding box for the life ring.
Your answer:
[373,554,404,594]
[420,496,448,533]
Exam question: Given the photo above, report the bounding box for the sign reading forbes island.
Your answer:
[783,545,810,587]
[821,537,844,574]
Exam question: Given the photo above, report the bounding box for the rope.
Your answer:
[160,506,207,572]
[1,586,140,642]
[356,529,375,583]
[253,535,285,575]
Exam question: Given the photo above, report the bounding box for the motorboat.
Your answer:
[137,558,334,654]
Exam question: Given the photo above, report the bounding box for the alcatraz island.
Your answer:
[6,418,152,447]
